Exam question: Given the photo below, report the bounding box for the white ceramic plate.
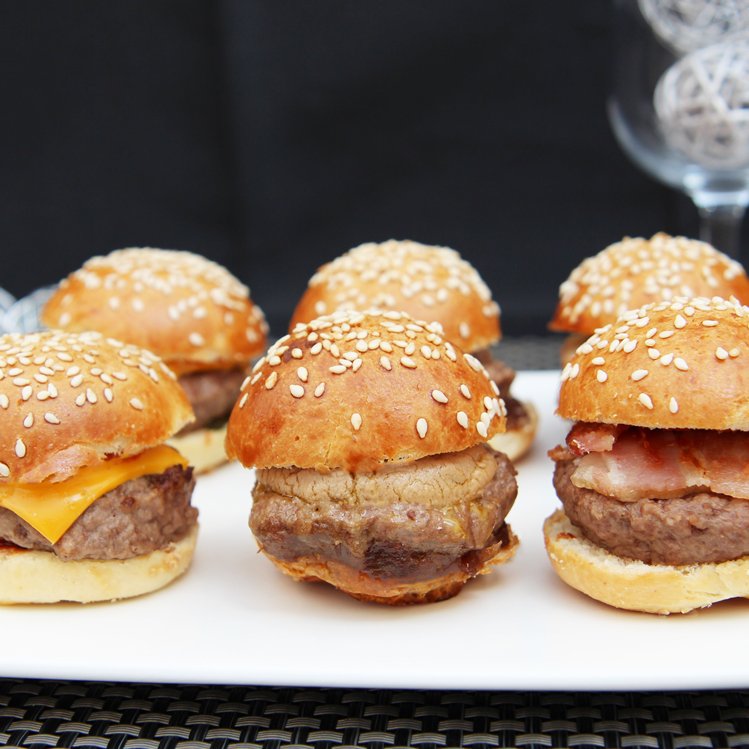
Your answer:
[1,370,747,690]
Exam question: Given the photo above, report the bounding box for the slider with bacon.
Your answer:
[549,233,749,364]
[42,248,268,472]
[545,296,749,614]
[0,331,197,603]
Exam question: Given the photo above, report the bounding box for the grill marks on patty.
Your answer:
[177,366,246,433]
[0,464,197,560]
[552,455,749,566]
[250,445,518,583]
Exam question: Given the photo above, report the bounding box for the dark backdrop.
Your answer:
[0,1,700,337]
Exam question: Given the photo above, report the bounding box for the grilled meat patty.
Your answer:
[177,366,246,433]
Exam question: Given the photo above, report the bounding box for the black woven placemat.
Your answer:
[0,680,747,748]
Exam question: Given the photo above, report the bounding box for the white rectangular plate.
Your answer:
[1,371,747,690]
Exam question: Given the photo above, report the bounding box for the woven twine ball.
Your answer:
[639,0,749,55]
[654,38,749,170]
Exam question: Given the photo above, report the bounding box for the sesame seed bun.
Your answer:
[0,331,194,483]
[226,310,507,472]
[289,240,501,352]
[0,523,198,604]
[544,509,749,614]
[488,401,538,461]
[41,247,268,373]
[550,233,749,337]
[558,296,749,431]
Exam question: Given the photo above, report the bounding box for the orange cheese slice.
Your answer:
[0,445,187,544]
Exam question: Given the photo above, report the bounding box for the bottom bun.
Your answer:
[544,509,749,615]
[0,523,198,604]
[488,401,538,462]
[260,525,519,606]
[168,423,229,474]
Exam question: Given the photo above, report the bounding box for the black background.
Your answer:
[0,1,702,337]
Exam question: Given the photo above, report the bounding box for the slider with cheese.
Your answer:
[0,330,198,603]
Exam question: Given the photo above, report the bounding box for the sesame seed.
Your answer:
[75,393,86,407]
[674,357,689,371]
[297,367,308,382]
[268,356,281,367]
[638,393,654,409]
[291,348,303,359]
[129,397,144,410]
[14,438,26,458]
[352,358,363,372]
[674,315,687,328]
[70,374,84,387]
[104,388,114,402]
[660,353,674,365]
[631,369,648,381]
[464,354,483,372]
[0,463,8,477]
[23,414,33,428]
[730,348,741,358]
[658,330,675,339]
[457,411,469,428]
[314,383,325,398]
[459,384,472,399]
[239,393,249,408]
[716,347,729,360]
[647,348,661,360]
[379,356,392,371]
[86,388,97,404]
[44,412,60,425]
[416,418,428,439]
[189,332,205,346]
[0,395,8,409]
[310,342,323,355]
[265,371,278,389]
[289,384,305,398]
[591,356,606,366]
[21,386,32,401]
[329,365,347,374]
[431,389,448,404]
[669,397,679,414]
[702,320,719,327]
[355,340,368,353]
[596,370,608,383]
[477,421,488,438]
[351,412,362,431]
[622,339,638,353]
[400,356,417,369]
[459,322,470,339]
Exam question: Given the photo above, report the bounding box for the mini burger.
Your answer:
[549,233,749,364]
[42,248,268,472]
[545,296,749,614]
[0,330,197,603]
[289,239,537,461]
[226,309,519,605]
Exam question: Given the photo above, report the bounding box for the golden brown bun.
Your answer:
[0,523,197,604]
[558,296,749,431]
[488,400,538,461]
[226,310,507,472]
[0,331,194,483]
[544,509,749,614]
[261,525,518,605]
[550,233,749,336]
[289,240,501,352]
[167,423,229,474]
[42,248,268,373]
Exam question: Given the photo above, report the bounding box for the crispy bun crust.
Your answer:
[544,509,749,614]
[0,331,194,483]
[260,526,518,605]
[488,401,538,461]
[558,296,749,431]
[42,248,268,372]
[0,523,197,604]
[226,310,506,472]
[550,233,749,336]
[289,240,502,351]
[168,423,229,474]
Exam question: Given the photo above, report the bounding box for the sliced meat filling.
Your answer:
[251,446,518,583]
[0,465,197,561]
[552,444,749,565]
[177,366,246,434]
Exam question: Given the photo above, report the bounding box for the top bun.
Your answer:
[558,296,749,431]
[289,240,501,352]
[226,310,506,472]
[550,233,749,335]
[42,248,268,373]
[0,330,193,483]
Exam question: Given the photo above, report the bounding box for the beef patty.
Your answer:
[0,464,197,561]
[553,456,749,565]
[177,366,246,433]
[251,446,517,583]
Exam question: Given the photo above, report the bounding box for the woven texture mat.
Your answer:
[0,681,748,748]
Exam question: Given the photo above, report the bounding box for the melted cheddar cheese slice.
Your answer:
[0,445,187,544]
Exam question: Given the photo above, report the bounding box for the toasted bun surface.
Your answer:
[226,310,506,472]
[42,248,268,373]
[544,509,749,614]
[550,233,749,336]
[289,240,502,352]
[0,331,194,483]
[0,522,197,604]
[262,526,519,605]
[558,296,749,431]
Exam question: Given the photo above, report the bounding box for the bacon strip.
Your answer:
[567,426,749,501]
[566,422,626,455]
